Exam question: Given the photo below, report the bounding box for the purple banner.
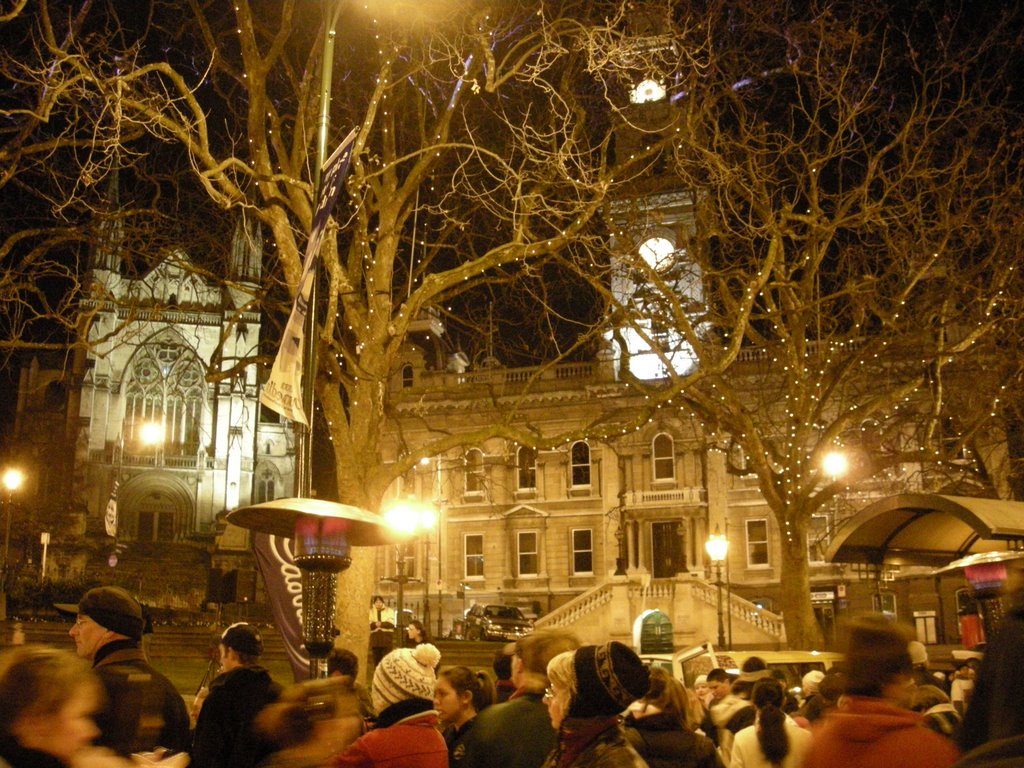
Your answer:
[253,532,309,681]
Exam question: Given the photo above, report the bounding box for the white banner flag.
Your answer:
[262,129,359,424]
[104,481,118,538]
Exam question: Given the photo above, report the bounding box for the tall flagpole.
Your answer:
[295,1,346,499]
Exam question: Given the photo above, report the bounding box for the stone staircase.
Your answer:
[534,573,786,650]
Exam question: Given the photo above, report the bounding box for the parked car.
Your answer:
[464,604,533,641]
[641,642,843,690]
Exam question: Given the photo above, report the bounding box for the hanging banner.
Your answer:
[252,532,309,681]
[104,481,119,537]
[262,128,359,424]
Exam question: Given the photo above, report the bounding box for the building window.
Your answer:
[746,518,769,567]
[572,529,593,575]
[465,449,484,495]
[401,364,414,389]
[517,531,539,576]
[465,534,484,578]
[256,466,277,503]
[570,441,591,487]
[873,591,897,620]
[517,446,537,491]
[125,334,205,455]
[652,433,674,481]
[808,514,829,563]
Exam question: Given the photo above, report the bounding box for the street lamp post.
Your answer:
[0,468,25,622]
[228,498,392,678]
[110,421,166,558]
[705,524,729,650]
[384,498,436,643]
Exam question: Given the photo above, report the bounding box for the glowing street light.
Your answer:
[822,450,849,480]
[139,421,166,448]
[705,524,729,650]
[384,496,437,641]
[0,467,25,621]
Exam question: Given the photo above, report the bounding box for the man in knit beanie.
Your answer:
[334,643,447,768]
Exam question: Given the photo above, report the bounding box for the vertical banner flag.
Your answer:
[104,481,118,537]
[262,128,359,424]
[253,532,309,681]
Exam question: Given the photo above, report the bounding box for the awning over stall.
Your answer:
[826,493,1024,567]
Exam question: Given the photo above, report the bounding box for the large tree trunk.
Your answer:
[777,513,824,650]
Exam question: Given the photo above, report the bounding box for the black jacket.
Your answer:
[191,664,282,768]
[623,711,723,768]
[959,601,1024,752]
[0,736,69,768]
[92,640,191,756]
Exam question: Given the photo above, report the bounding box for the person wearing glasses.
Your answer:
[541,642,650,768]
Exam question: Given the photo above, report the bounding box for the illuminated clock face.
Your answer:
[639,236,675,272]
[630,79,667,104]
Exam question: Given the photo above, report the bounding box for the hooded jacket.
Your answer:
[191,664,282,768]
[803,696,960,768]
[622,710,722,768]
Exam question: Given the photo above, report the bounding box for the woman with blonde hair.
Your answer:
[623,667,722,768]
[541,642,650,768]
[0,645,113,768]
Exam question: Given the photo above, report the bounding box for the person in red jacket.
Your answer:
[333,643,447,768]
[804,615,960,768]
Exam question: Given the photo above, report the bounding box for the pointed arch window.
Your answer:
[256,464,280,504]
[653,433,675,481]
[125,335,205,455]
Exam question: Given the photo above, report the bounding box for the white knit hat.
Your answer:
[372,643,441,713]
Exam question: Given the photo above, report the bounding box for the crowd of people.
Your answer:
[2,585,1022,768]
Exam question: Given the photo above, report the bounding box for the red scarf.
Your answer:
[555,716,620,768]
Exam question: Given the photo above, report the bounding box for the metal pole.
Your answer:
[422,538,431,638]
[295,1,346,499]
[2,492,12,592]
[436,516,443,638]
[715,561,726,649]
[395,544,407,645]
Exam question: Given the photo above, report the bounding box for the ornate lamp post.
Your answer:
[0,467,25,621]
[705,524,729,650]
[383,497,436,642]
[227,497,393,678]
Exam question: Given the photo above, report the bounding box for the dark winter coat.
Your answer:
[0,736,68,768]
[540,717,647,768]
[958,601,1024,752]
[443,716,477,768]
[191,664,283,768]
[92,639,191,756]
[623,711,722,768]
[461,691,556,768]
